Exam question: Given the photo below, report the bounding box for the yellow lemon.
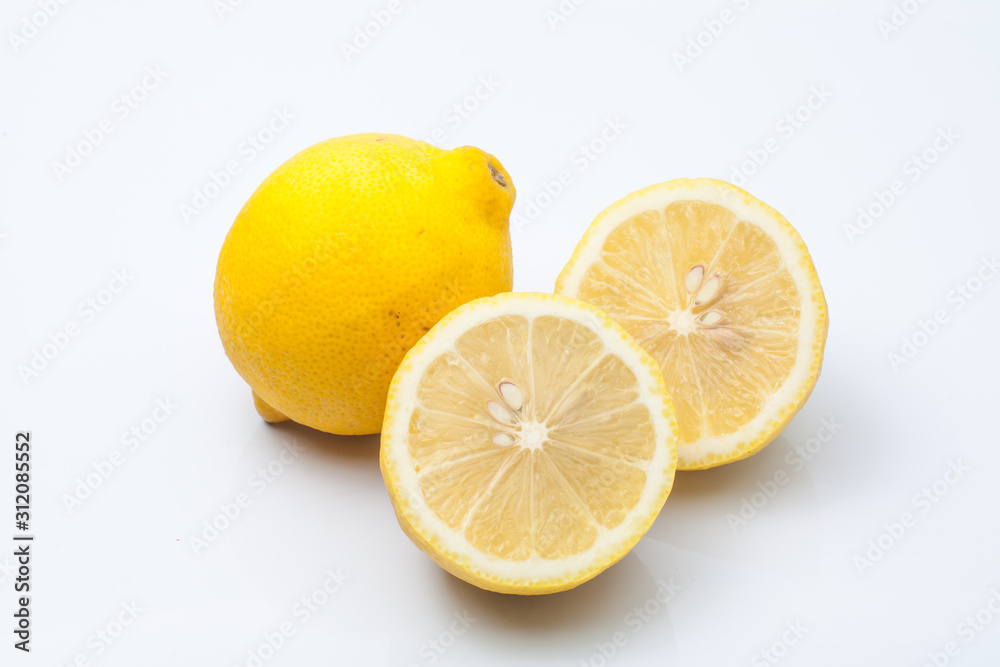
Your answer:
[556,179,828,470]
[214,133,514,435]
[381,292,677,594]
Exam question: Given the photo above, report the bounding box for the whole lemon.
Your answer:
[214,133,515,435]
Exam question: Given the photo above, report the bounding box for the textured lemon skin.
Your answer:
[215,133,514,435]
[555,178,828,470]
[380,292,678,595]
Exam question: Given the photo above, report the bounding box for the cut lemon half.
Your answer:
[380,292,677,595]
[556,179,828,470]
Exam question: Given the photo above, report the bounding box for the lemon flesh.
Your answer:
[556,179,827,470]
[381,293,677,594]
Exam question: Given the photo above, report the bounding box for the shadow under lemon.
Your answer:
[399,552,681,665]
[646,432,824,579]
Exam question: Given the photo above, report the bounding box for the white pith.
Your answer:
[382,293,677,584]
[556,180,824,468]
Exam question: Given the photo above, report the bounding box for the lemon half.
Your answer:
[556,179,828,470]
[380,292,677,594]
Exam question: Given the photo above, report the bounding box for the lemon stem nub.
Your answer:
[253,391,289,423]
[488,163,507,188]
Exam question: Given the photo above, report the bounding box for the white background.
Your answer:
[2,1,1000,665]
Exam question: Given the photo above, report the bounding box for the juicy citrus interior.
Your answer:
[556,179,827,470]
[381,293,677,594]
